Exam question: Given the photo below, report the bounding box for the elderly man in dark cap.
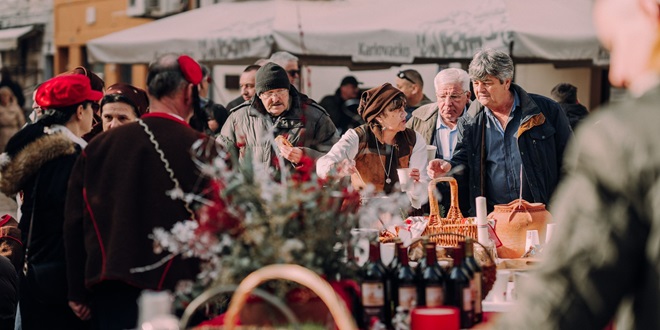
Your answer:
[218,62,337,169]
[317,83,428,205]
[320,75,364,135]
[63,54,206,329]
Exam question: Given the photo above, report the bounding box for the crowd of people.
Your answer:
[1,0,658,327]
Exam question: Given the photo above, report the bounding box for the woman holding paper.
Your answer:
[316,83,428,200]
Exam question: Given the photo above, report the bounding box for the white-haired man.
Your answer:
[407,68,471,160]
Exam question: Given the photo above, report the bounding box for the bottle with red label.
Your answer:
[360,240,390,327]
[447,242,474,328]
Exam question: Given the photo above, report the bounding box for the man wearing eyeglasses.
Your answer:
[395,69,433,121]
[406,68,471,161]
[218,62,337,169]
[269,51,301,88]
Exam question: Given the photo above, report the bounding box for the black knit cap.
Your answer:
[255,62,290,96]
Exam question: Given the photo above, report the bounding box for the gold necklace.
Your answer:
[375,138,394,184]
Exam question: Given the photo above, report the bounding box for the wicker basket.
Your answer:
[182,265,357,330]
[224,264,357,330]
[422,177,476,246]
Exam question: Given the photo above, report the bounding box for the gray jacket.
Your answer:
[494,84,660,330]
[406,102,469,160]
[218,86,337,167]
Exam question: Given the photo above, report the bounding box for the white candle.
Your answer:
[476,196,490,246]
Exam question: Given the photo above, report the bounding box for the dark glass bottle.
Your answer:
[342,241,365,329]
[360,241,390,327]
[421,241,445,307]
[447,243,474,329]
[387,238,403,319]
[395,243,418,312]
[464,238,483,324]
[414,237,429,305]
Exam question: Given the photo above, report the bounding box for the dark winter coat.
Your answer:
[0,121,88,330]
[64,114,204,303]
[452,84,573,215]
[559,102,589,130]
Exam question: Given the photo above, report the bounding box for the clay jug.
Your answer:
[488,199,552,258]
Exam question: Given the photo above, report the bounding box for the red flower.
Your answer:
[196,180,242,237]
[292,155,314,182]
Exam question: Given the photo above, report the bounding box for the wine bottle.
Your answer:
[387,238,402,319]
[421,240,445,307]
[447,243,474,329]
[464,238,483,323]
[342,241,366,329]
[395,242,417,313]
[414,237,429,306]
[360,241,390,327]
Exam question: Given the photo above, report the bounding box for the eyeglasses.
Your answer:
[259,88,288,100]
[397,71,416,85]
[436,92,467,101]
[287,70,300,77]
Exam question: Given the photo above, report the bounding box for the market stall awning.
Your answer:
[87,1,276,64]
[0,25,34,51]
[87,0,601,65]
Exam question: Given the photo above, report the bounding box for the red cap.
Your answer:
[177,55,203,85]
[36,74,104,109]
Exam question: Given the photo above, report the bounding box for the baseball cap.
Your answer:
[340,76,362,87]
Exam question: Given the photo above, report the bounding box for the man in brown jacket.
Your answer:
[64,54,206,329]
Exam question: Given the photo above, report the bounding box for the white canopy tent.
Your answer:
[87,0,602,66]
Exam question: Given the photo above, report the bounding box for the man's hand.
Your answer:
[280,145,303,164]
[69,301,92,320]
[427,159,452,179]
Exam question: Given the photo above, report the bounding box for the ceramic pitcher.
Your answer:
[488,199,552,259]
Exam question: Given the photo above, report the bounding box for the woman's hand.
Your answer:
[409,168,421,181]
[337,158,357,177]
[427,159,452,179]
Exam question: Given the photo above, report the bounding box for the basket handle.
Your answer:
[428,177,464,223]
[224,264,358,330]
[178,284,299,330]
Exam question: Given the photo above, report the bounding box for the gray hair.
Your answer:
[146,54,189,100]
[269,51,299,67]
[468,49,514,83]
[434,68,470,92]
